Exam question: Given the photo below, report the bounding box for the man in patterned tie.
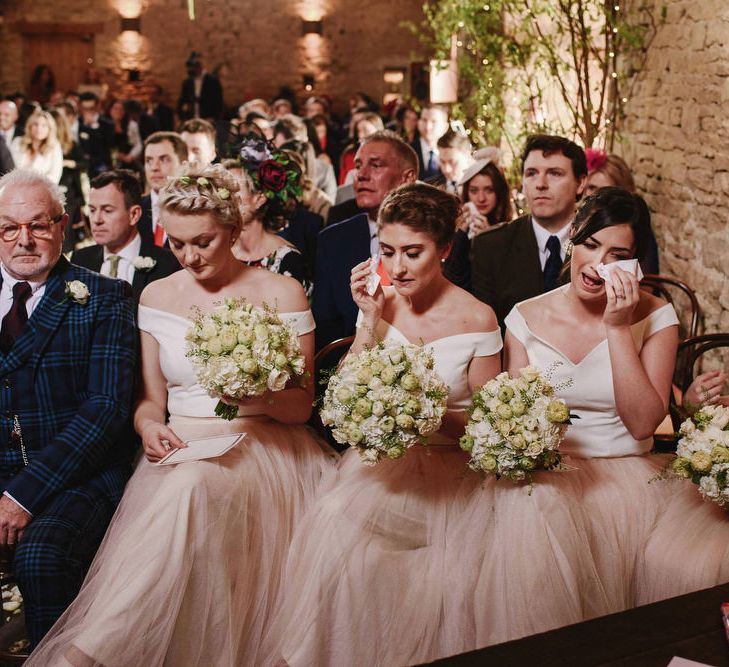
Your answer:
[0,168,137,647]
[471,134,587,326]
[71,169,180,300]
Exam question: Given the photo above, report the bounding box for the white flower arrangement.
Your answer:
[320,342,448,465]
[670,405,729,507]
[132,256,157,271]
[186,299,306,420]
[460,365,572,483]
[64,280,90,305]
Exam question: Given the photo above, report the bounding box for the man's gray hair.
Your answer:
[0,169,66,216]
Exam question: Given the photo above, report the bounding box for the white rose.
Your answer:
[132,256,157,271]
[66,280,90,304]
[267,368,289,392]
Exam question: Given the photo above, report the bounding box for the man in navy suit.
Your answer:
[176,53,224,122]
[72,170,180,300]
[312,130,417,350]
[138,132,187,248]
[0,169,137,645]
[471,134,587,325]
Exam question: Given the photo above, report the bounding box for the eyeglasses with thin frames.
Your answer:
[0,214,64,242]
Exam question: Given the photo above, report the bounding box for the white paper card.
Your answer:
[596,259,644,284]
[667,657,715,667]
[156,433,246,466]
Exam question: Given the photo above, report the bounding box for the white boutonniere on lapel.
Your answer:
[79,131,89,140]
[133,256,157,272]
[64,280,90,305]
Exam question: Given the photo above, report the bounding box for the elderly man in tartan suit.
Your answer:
[0,169,137,647]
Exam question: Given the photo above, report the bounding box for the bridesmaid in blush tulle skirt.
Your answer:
[27,163,335,666]
[261,183,504,665]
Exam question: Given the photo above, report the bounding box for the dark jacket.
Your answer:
[71,235,180,301]
[312,212,370,350]
[177,73,224,121]
[471,215,546,326]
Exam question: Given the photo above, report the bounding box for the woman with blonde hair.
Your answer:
[27,163,335,667]
[10,109,63,183]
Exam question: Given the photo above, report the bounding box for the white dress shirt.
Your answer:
[531,218,573,270]
[0,127,17,146]
[418,137,438,171]
[102,233,141,285]
[0,265,48,516]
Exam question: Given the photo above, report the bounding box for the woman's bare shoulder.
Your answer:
[139,272,186,309]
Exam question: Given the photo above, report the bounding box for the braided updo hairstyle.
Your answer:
[157,163,243,234]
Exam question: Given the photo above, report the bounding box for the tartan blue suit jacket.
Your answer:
[0,256,137,515]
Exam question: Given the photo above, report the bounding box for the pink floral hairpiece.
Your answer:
[585,148,608,174]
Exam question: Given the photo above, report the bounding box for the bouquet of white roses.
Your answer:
[186,299,306,420]
[459,366,572,482]
[320,342,448,465]
[670,405,729,507]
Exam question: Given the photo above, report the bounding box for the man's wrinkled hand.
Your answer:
[0,496,31,546]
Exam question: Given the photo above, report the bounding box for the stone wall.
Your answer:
[0,0,425,114]
[621,0,729,335]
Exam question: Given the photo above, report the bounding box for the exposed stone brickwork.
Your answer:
[0,0,425,114]
[621,0,729,335]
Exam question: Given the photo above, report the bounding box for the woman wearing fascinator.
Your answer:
[27,163,335,667]
[221,134,309,291]
[443,147,512,290]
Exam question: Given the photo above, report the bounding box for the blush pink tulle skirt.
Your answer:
[262,450,689,666]
[26,415,336,667]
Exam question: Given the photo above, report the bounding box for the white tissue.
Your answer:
[366,257,381,295]
[595,259,644,284]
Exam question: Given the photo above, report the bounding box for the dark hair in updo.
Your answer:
[378,182,460,248]
[571,186,652,259]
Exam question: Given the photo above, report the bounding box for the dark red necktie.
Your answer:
[0,282,32,353]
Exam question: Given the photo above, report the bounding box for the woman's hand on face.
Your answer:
[350,258,385,326]
[140,422,187,463]
[463,205,489,238]
[684,370,728,409]
[603,267,640,328]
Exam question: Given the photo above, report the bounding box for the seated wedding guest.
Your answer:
[284,142,333,220]
[179,118,217,167]
[0,169,137,647]
[393,104,419,144]
[472,134,587,325]
[48,107,88,253]
[72,170,180,299]
[584,148,659,274]
[443,147,511,292]
[77,92,114,177]
[312,130,417,349]
[220,140,308,288]
[138,131,187,247]
[145,84,174,135]
[278,148,325,286]
[107,99,143,171]
[271,98,293,118]
[28,65,56,106]
[0,100,22,146]
[338,111,385,185]
[460,148,512,233]
[410,105,450,181]
[10,110,63,184]
[262,183,502,666]
[436,130,473,194]
[27,163,334,667]
[453,187,680,648]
